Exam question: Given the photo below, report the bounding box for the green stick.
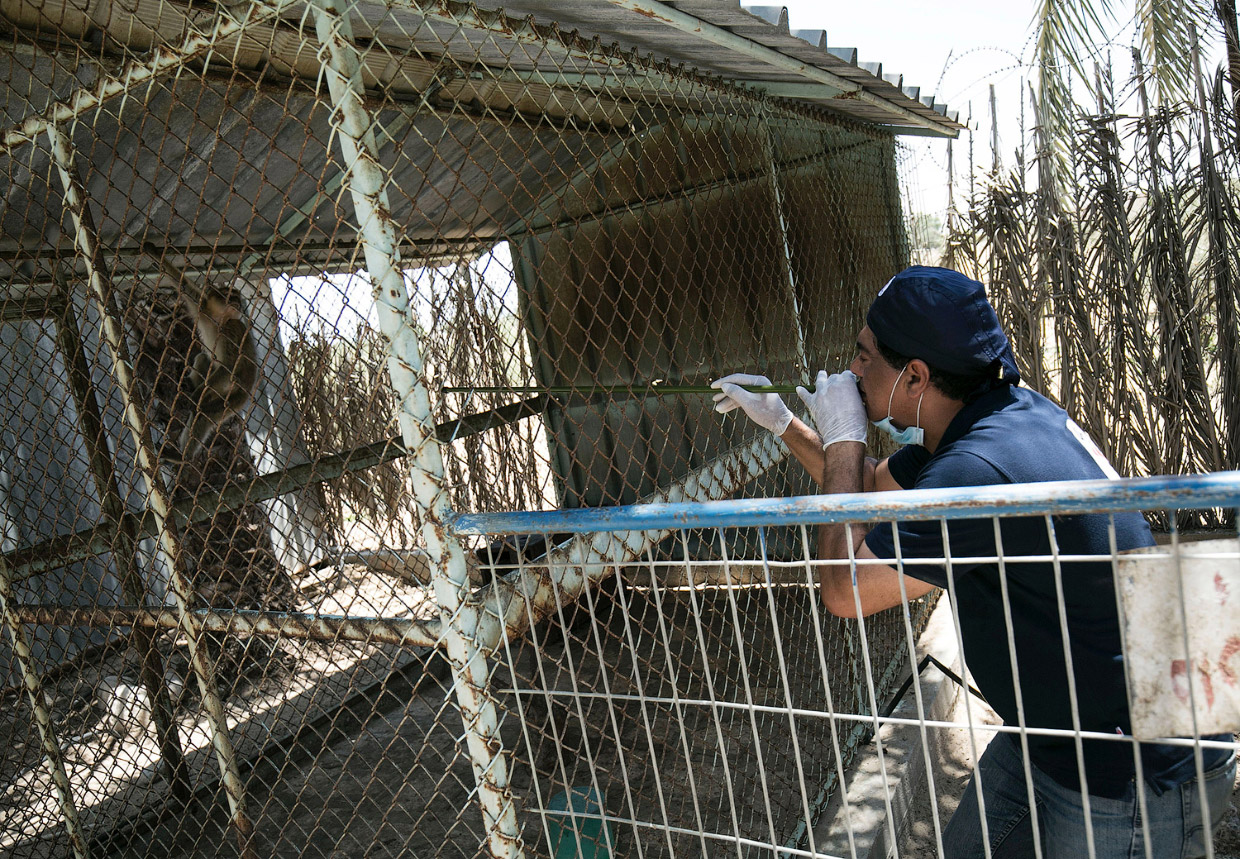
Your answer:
[440,383,805,395]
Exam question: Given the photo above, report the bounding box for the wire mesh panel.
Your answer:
[0,0,959,856]
[488,539,932,858]
[453,476,1240,859]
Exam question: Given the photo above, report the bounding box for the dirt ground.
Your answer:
[122,647,485,859]
[124,579,893,859]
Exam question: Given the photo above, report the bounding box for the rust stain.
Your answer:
[1171,659,1189,703]
[1201,665,1216,710]
[1220,636,1240,687]
[1170,658,1217,710]
[631,5,677,24]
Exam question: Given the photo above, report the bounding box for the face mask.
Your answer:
[872,364,925,446]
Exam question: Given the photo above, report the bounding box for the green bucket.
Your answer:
[546,786,614,858]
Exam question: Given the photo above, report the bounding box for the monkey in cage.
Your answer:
[166,284,259,462]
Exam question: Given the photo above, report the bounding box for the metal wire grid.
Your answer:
[491,542,931,859]
[453,476,1240,859]
[0,1,933,857]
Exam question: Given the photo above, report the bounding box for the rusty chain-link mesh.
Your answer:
[0,1,935,855]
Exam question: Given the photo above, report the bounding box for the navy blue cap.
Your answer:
[865,266,1021,386]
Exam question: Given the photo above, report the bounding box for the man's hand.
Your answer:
[797,370,869,449]
[711,373,794,436]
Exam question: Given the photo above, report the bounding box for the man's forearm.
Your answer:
[816,441,868,560]
[780,419,876,492]
[814,440,869,613]
[780,417,826,486]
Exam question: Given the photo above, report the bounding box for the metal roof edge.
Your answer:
[724,1,960,133]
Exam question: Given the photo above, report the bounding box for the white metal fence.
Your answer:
[447,473,1240,858]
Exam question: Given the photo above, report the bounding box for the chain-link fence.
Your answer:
[0,1,960,856]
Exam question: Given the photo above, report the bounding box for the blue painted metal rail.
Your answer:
[449,472,1240,535]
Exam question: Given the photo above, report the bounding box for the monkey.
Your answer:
[172,286,259,461]
[143,247,260,463]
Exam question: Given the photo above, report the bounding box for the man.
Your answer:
[711,266,1235,857]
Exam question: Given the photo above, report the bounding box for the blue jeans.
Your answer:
[941,733,1236,858]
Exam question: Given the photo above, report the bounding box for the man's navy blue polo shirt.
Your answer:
[864,384,1227,798]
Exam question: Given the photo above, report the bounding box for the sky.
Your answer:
[776,1,1228,214]
[778,0,1034,127]
[778,0,1034,213]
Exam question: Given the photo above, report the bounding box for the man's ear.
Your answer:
[905,358,932,395]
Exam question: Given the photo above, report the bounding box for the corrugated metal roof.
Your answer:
[479,1,961,134]
[0,0,959,284]
[0,0,959,140]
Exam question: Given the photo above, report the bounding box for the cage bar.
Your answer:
[45,123,258,858]
[307,0,525,854]
[0,555,90,859]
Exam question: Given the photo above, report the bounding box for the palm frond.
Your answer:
[1032,0,1113,193]
[953,33,1239,527]
[1135,0,1210,106]
[1032,0,1115,79]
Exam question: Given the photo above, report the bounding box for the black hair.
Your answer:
[874,337,993,403]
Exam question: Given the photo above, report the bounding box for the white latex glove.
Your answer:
[711,373,794,436]
[797,370,869,448]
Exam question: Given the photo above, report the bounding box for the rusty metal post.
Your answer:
[0,554,91,859]
[53,289,192,804]
[307,1,524,856]
[14,605,442,648]
[46,122,257,859]
[6,396,552,583]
